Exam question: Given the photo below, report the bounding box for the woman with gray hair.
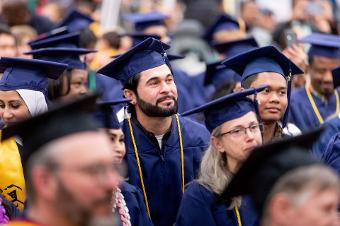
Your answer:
[175,86,265,226]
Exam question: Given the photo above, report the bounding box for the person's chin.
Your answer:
[262,114,282,122]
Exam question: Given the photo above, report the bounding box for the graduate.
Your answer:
[0,57,67,211]
[96,99,154,226]
[97,37,210,226]
[312,66,340,160]
[222,46,303,143]
[26,32,96,102]
[175,86,266,226]
[203,14,247,45]
[125,12,170,43]
[290,33,340,132]
[3,94,120,226]
[219,130,340,226]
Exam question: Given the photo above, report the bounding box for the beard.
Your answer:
[137,95,178,117]
[53,177,117,226]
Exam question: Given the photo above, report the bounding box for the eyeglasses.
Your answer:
[219,123,263,138]
[58,162,122,183]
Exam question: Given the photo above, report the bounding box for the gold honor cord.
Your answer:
[127,114,185,218]
[305,85,340,124]
[235,207,243,226]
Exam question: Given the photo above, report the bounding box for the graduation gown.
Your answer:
[319,132,340,175]
[289,86,339,132]
[312,115,340,159]
[175,181,258,226]
[121,182,154,226]
[123,116,210,226]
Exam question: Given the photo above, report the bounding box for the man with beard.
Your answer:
[97,37,210,226]
[290,33,340,132]
[222,46,303,143]
[3,94,121,226]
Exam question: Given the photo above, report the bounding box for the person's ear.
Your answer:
[267,193,295,225]
[211,136,225,153]
[123,89,137,105]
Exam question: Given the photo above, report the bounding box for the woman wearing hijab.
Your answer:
[0,57,67,217]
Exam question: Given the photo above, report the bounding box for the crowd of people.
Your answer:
[0,0,340,226]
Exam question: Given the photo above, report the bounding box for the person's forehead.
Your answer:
[311,55,340,66]
[221,111,257,129]
[0,90,22,99]
[139,64,172,80]
[0,34,16,43]
[56,131,113,163]
[253,72,287,87]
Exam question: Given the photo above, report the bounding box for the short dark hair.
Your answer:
[210,80,236,100]
[123,73,141,93]
[241,74,259,88]
[102,31,121,49]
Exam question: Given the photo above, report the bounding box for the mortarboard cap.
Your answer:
[203,14,242,43]
[222,46,303,82]
[97,37,171,85]
[96,99,130,129]
[25,47,96,70]
[28,27,69,46]
[212,37,258,57]
[1,93,101,167]
[181,86,266,132]
[300,33,340,59]
[29,32,81,50]
[57,9,94,32]
[126,12,168,31]
[332,67,340,89]
[123,33,161,47]
[0,57,68,95]
[219,129,322,217]
[204,61,241,87]
[222,46,304,127]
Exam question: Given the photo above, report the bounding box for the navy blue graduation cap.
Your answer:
[0,57,68,95]
[181,86,266,132]
[96,99,130,129]
[29,32,80,50]
[28,27,69,46]
[203,14,242,43]
[300,33,340,59]
[222,46,304,127]
[219,129,322,217]
[126,12,168,31]
[57,9,94,32]
[25,47,96,70]
[204,61,241,88]
[123,33,161,47]
[1,93,100,167]
[212,37,258,57]
[97,37,171,85]
[332,67,340,88]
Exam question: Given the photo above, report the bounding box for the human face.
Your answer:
[0,90,30,125]
[250,72,288,123]
[289,188,340,226]
[52,132,120,225]
[144,25,171,44]
[0,34,17,57]
[62,69,89,101]
[131,64,178,117]
[106,128,126,164]
[309,56,340,97]
[212,111,262,172]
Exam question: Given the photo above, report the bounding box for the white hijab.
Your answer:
[16,89,48,117]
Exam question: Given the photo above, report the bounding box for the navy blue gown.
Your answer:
[121,182,154,226]
[312,115,340,159]
[175,181,259,226]
[319,132,340,175]
[289,86,339,132]
[123,116,210,226]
